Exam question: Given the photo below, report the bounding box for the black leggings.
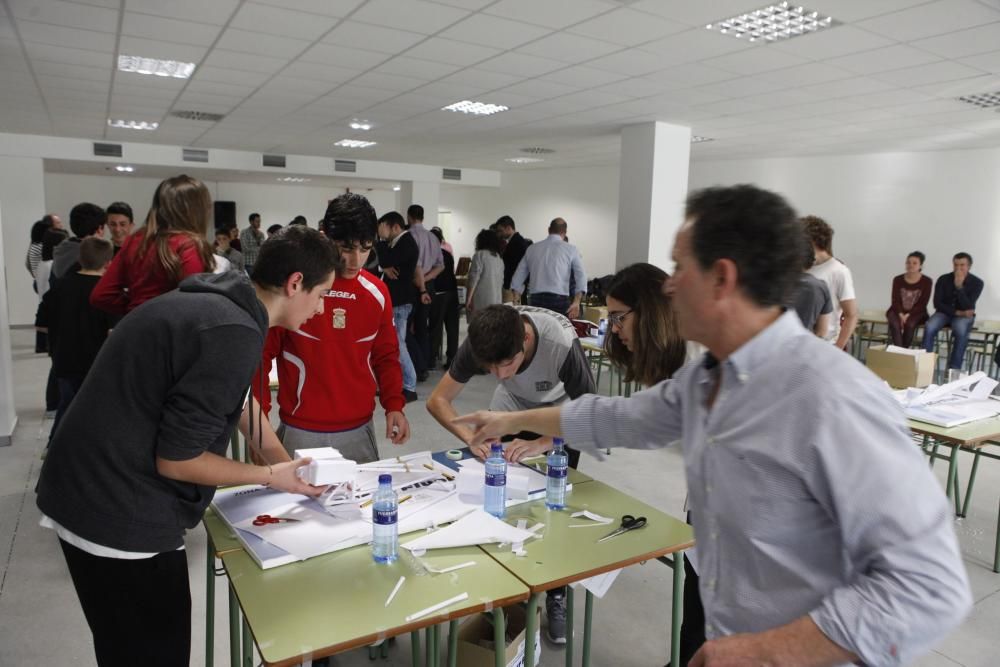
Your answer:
[59,539,191,667]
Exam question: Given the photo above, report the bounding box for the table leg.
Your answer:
[581,591,594,667]
[448,619,459,667]
[930,441,940,470]
[228,584,240,667]
[206,539,215,667]
[945,446,960,515]
[411,631,421,667]
[565,587,574,667]
[432,624,441,667]
[671,553,684,667]
[524,592,542,667]
[425,627,432,667]
[492,606,506,667]
[961,449,982,518]
[242,615,252,666]
[994,496,1000,574]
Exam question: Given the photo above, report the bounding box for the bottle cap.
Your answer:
[553,437,564,447]
[379,474,392,484]
[490,442,503,453]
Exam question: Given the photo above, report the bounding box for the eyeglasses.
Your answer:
[608,310,632,327]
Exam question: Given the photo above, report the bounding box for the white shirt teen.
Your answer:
[808,257,855,344]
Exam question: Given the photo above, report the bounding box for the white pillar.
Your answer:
[615,122,691,271]
[399,181,440,227]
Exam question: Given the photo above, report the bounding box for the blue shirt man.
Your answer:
[511,217,587,319]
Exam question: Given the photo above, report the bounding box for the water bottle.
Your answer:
[596,318,607,346]
[372,474,398,564]
[546,438,568,510]
[484,442,507,518]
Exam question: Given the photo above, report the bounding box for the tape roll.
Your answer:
[446,449,463,460]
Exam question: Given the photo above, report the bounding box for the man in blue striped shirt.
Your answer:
[511,218,587,319]
[457,185,972,667]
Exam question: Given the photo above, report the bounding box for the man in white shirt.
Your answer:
[803,215,857,350]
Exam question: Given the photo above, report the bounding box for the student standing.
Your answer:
[466,228,504,318]
[36,226,337,667]
[375,211,420,402]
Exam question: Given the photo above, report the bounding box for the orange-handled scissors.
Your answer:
[253,514,301,526]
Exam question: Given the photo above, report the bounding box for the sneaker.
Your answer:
[403,389,418,403]
[545,593,567,644]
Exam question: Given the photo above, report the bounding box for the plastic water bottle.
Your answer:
[484,442,507,518]
[596,318,607,346]
[372,474,398,564]
[546,438,568,510]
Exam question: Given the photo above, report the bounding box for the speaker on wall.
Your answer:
[214,201,236,231]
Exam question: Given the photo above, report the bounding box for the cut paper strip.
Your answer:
[571,510,614,524]
[402,509,536,551]
[405,592,469,622]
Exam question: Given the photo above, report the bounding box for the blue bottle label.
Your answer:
[373,508,397,525]
[547,466,567,479]
[485,472,506,487]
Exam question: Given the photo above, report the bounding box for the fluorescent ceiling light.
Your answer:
[691,136,714,143]
[334,139,377,148]
[115,165,135,172]
[277,177,311,183]
[392,185,401,191]
[350,120,373,131]
[117,54,195,79]
[505,157,544,164]
[706,2,836,43]
[108,118,159,131]
[442,100,509,116]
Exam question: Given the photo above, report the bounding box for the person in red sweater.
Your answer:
[886,250,933,348]
[91,175,216,315]
[255,194,410,464]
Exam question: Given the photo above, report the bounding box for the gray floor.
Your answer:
[0,327,997,666]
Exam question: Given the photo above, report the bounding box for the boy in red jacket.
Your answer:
[255,194,410,463]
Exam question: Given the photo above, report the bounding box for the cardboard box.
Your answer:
[455,604,541,667]
[582,306,607,324]
[866,345,936,388]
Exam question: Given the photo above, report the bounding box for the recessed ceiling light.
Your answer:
[115,165,135,173]
[956,91,1000,110]
[706,2,836,43]
[334,139,377,148]
[108,118,159,131]
[350,119,373,131]
[117,54,195,79]
[392,185,401,191]
[277,177,311,183]
[171,110,225,122]
[442,100,509,116]
[691,136,714,143]
[505,157,544,164]
[520,147,555,154]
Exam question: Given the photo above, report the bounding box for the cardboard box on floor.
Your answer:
[866,345,936,388]
[582,306,607,324]
[455,604,541,667]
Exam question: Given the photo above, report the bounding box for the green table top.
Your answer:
[909,416,1000,447]
[479,480,694,593]
[221,536,529,667]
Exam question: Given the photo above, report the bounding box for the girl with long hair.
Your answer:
[466,227,504,318]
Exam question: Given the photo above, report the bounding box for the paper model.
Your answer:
[401,509,537,551]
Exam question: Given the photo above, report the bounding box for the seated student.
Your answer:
[923,252,984,370]
[35,237,115,439]
[789,238,832,336]
[887,251,932,348]
[36,225,337,667]
[426,304,595,646]
[215,227,244,271]
[255,194,410,466]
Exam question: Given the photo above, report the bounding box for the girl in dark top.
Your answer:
[886,251,933,348]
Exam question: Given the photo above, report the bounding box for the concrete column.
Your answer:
[615,122,691,271]
[399,181,440,227]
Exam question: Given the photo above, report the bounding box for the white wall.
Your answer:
[0,156,47,326]
[689,148,1000,319]
[441,165,620,281]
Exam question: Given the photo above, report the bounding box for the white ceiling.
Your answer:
[3,0,1000,171]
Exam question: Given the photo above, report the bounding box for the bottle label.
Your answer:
[547,466,567,479]
[485,472,506,487]
[373,508,397,525]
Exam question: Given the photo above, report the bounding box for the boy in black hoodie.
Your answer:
[36,226,338,667]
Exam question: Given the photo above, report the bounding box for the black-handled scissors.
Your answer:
[253,514,301,526]
[597,514,647,543]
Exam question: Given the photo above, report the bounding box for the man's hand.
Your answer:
[689,633,776,667]
[386,411,410,445]
[505,437,552,463]
[421,292,432,305]
[383,267,399,280]
[567,303,580,319]
[469,440,493,460]
[453,410,516,448]
[268,459,326,497]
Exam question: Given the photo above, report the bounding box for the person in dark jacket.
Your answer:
[429,226,460,369]
[376,211,420,401]
[922,251,984,370]
[495,215,531,303]
[36,226,338,667]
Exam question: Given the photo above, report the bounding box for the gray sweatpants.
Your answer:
[277,420,380,464]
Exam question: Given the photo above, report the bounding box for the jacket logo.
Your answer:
[332,308,347,329]
[326,290,357,299]
[535,381,553,392]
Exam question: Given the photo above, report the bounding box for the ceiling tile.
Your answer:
[516,32,621,64]
[298,42,389,70]
[9,0,118,32]
[321,20,425,54]
[478,51,566,77]
[23,41,111,67]
[767,25,894,60]
[405,37,500,66]
[352,0,469,34]
[17,21,111,51]
[911,22,1000,59]
[567,8,688,47]
[755,62,853,88]
[429,0,494,8]
[627,0,763,27]
[250,0,365,17]
[374,57,461,80]
[483,0,612,30]
[694,75,790,100]
[213,29,304,59]
[121,12,221,46]
[34,60,111,82]
[440,68,523,93]
[124,0,239,25]
[414,80,494,102]
[828,44,942,75]
[804,0,938,22]
[538,65,627,88]
[200,49,286,75]
[350,70,423,93]
[586,49,668,76]
[440,14,550,50]
[190,67,269,88]
[231,3,340,40]
[874,60,987,87]
[640,28,753,65]
[282,61,359,85]
[798,76,897,100]
[958,49,1000,74]
[857,0,1000,41]
[703,46,809,76]
[494,78,581,101]
[117,35,207,63]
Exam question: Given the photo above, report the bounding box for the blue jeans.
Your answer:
[922,312,975,370]
[393,304,417,391]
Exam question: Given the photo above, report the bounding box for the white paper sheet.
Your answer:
[234,501,355,560]
[401,509,537,551]
[572,568,621,599]
[885,345,925,356]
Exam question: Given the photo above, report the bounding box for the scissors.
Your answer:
[253,514,302,526]
[597,515,647,543]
